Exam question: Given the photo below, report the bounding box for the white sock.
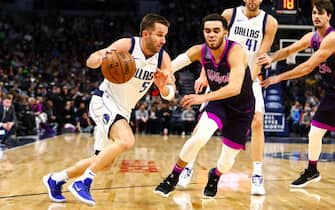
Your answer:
[80,169,96,180]
[253,162,262,175]
[186,159,195,169]
[51,170,69,183]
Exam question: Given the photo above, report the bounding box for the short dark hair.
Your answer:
[3,94,13,101]
[139,13,170,35]
[202,13,228,30]
[314,0,334,15]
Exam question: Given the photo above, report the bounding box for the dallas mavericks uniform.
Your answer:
[89,37,163,152]
[228,6,268,113]
[202,40,255,149]
[310,27,335,130]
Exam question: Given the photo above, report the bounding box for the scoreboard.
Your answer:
[275,0,298,15]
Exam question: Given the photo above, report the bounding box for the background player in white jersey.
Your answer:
[178,0,278,196]
[43,13,175,205]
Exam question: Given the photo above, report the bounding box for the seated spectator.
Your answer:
[0,94,16,146]
[28,96,48,134]
[135,103,148,134]
[158,101,172,136]
[147,104,160,134]
[181,105,196,135]
[62,100,77,133]
[169,100,183,135]
[76,112,94,133]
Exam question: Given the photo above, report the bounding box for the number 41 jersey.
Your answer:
[228,6,268,68]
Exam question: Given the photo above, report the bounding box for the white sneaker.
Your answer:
[177,167,193,188]
[251,174,265,195]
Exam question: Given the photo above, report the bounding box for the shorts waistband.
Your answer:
[93,89,104,97]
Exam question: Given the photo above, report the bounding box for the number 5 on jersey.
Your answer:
[139,81,150,93]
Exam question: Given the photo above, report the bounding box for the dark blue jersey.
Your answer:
[201,39,254,111]
[311,27,335,91]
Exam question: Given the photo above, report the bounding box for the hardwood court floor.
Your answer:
[0,133,334,210]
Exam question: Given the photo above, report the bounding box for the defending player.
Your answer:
[154,13,255,198]
[258,0,335,188]
[178,0,278,196]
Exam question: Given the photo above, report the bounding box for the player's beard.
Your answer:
[208,37,224,50]
[146,35,163,55]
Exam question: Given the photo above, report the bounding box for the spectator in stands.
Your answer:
[158,101,172,136]
[44,99,58,130]
[300,104,314,136]
[62,100,77,133]
[290,101,302,136]
[181,105,196,135]
[0,94,16,146]
[169,99,183,135]
[48,86,65,134]
[147,103,160,134]
[76,112,94,133]
[75,102,88,120]
[135,103,149,134]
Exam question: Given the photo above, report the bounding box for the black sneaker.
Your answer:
[290,169,321,188]
[154,172,179,197]
[202,168,220,198]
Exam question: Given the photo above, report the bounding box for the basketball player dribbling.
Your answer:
[43,13,175,205]
[177,0,278,196]
[258,0,335,188]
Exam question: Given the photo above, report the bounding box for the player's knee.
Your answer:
[190,131,210,147]
[217,145,239,173]
[119,137,135,150]
[217,155,235,173]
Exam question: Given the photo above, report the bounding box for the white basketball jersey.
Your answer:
[228,6,267,68]
[98,37,162,117]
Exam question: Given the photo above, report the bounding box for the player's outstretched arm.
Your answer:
[257,32,313,68]
[261,32,335,88]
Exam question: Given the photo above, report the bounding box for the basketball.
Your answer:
[101,50,136,84]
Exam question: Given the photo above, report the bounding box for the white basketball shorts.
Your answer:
[252,80,265,113]
[89,91,129,152]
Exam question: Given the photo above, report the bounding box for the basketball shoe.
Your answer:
[177,167,193,188]
[251,174,265,195]
[154,172,179,197]
[202,168,220,198]
[68,178,96,205]
[290,169,321,188]
[43,174,66,202]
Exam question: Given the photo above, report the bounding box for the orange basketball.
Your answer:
[101,51,136,84]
